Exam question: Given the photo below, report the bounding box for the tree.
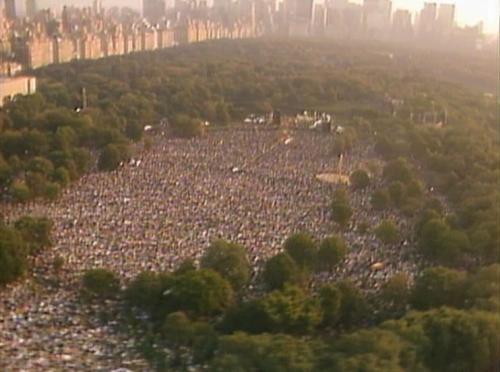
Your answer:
[201,239,250,291]
[81,268,120,299]
[465,264,500,308]
[14,216,53,254]
[0,226,27,285]
[263,252,302,291]
[125,120,143,141]
[388,181,406,207]
[284,233,317,271]
[350,169,370,190]
[331,200,352,229]
[383,158,413,184]
[328,329,407,372]
[316,235,348,271]
[381,273,410,316]
[98,144,121,171]
[371,189,390,211]
[211,332,317,372]
[336,281,368,330]
[160,269,234,318]
[319,284,343,327]
[421,308,500,372]
[260,286,323,334]
[375,220,399,245]
[418,219,469,265]
[124,271,169,314]
[215,102,230,125]
[9,180,32,202]
[411,267,466,310]
[171,114,204,138]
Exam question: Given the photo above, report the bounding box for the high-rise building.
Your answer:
[4,0,17,20]
[363,0,392,36]
[286,0,313,20]
[93,0,103,16]
[143,0,166,23]
[213,0,231,10]
[312,3,326,36]
[392,9,413,39]
[437,3,455,34]
[285,0,313,36]
[326,1,363,38]
[26,0,37,18]
[419,2,437,36]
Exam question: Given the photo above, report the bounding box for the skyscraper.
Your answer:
[437,3,455,34]
[143,0,166,23]
[285,0,313,36]
[419,2,437,36]
[26,0,37,18]
[363,0,392,36]
[4,0,17,20]
[392,9,413,39]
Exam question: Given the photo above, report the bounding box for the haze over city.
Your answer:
[31,0,498,33]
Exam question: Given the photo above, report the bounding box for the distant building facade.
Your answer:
[0,76,37,106]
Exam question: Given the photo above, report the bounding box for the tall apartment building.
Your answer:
[4,0,17,20]
[0,75,36,107]
[14,35,54,69]
[312,3,327,36]
[143,0,166,23]
[363,0,392,36]
[419,2,437,36]
[53,36,77,64]
[392,9,413,39]
[286,0,314,37]
[437,3,455,34]
[26,0,38,18]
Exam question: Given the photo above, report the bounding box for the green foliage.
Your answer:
[316,235,348,271]
[14,216,53,254]
[170,114,204,138]
[374,220,399,245]
[0,225,27,285]
[421,308,500,372]
[201,239,250,291]
[222,286,322,335]
[98,144,122,171]
[380,273,410,316]
[9,180,32,202]
[418,218,471,265]
[383,158,414,184]
[335,281,369,330]
[371,189,391,211]
[411,267,467,310]
[284,233,317,272]
[350,169,370,190]
[124,271,169,315]
[331,190,353,229]
[326,329,408,372]
[210,332,317,372]
[263,252,302,291]
[159,269,234,318]
[81,268,120,299]
[319,284,342,327]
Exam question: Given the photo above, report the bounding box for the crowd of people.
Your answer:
[0,125,422,369]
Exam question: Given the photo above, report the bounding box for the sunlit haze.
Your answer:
[37,0,498,34]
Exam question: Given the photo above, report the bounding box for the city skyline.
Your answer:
[26,0,499,34]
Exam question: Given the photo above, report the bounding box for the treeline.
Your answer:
[0,216,53,285]
[81,236,500,371]
[0,40,387,202]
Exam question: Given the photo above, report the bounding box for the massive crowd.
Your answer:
[0,125,422,369]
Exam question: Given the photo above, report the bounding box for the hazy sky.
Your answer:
[37,0,499,34]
